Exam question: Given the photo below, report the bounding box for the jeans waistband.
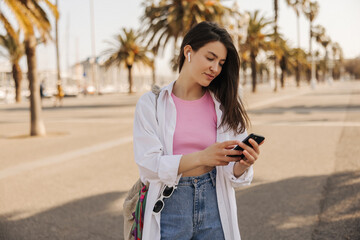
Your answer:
[178,168,216,186]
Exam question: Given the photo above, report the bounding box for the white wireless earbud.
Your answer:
[187,52,191,62]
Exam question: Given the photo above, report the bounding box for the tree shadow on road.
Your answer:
[236,171,360,240]
[1,172,359,240]
[0,191,126,240]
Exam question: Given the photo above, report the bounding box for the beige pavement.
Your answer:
[0,80,359,239]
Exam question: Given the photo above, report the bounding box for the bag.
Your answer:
[123,85,161,240]
[123,179,146,240]
[131,184,148,239]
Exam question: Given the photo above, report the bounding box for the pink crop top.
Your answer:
[171,91,217,155]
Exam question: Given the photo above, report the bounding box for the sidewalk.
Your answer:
[1,80,359,239]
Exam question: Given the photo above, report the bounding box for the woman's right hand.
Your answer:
[198,140,243,167]
[178,140,242,175]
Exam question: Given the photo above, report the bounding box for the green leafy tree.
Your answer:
[0,32,24,103]
[103,28,152,94]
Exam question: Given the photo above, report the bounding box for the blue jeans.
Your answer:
[160,168,225,240]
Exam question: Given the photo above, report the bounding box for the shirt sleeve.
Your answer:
[133,93,182,187]
[222,129,254,188]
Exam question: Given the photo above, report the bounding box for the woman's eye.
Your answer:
[207,57,214,61]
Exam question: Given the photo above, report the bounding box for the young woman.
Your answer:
[133,21,263,240]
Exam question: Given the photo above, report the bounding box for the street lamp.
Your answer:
[229,1,249,97]
[89,0,97,94]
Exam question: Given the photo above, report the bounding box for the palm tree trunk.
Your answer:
[12,63,22,103]
[55,0,62,89]
[296,59,300,87]
[250,52,257,93]
[25,34,46,136]
[296,12,301,87]
[280,56,286,88]
[127,65,133,94]
[242,67,247,86]
[274,59,278,92]
[273,0,279,92]
[241,62,247,86]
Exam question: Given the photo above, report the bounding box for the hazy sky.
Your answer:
[21,0,360,73]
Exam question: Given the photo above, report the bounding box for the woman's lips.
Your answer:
[204,73,215,80]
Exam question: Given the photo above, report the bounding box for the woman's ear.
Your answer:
[183,45,192,63]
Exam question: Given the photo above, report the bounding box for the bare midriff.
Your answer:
[181,166,215,177]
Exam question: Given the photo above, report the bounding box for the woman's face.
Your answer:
[188,41,227,87]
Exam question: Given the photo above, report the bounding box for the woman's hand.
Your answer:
[233,138,264,178]
[178,140,242,175]
[198,140,244,167]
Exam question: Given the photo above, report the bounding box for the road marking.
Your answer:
[252,121,360,127]
[0,136,133,180]
[247,90,310,110]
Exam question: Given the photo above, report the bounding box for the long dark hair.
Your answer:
[178,21,250,134]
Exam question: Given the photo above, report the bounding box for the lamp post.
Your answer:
[230,1,249,97]
[89,0,97,94]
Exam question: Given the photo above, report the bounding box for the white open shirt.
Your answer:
[133,81,253,240]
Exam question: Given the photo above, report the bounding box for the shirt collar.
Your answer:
[163,80,176,97]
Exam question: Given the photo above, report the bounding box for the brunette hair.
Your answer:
[178,21,250,134]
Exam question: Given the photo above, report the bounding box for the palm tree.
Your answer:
[103,28,152,94]
[141,0,232,67]
[331,42,343,80]
[276,36,291,88]
[0,32,24,103]
[55,0,62,96]
[312,25,332,82]
[273,0,279,92]
[303,0,319,88]
[290,47,311,82]
[0,0,59,136]
[286,0,309,87]
[239,44,250,86]
[257,61,269,83]
[244,10,272,92]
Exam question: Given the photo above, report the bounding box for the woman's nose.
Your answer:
[210,63,219,73]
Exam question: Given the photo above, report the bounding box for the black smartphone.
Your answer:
[228,133,265,158]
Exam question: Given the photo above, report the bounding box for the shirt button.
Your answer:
[193,179,198,183]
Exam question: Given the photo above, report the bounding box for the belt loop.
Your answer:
[210,168,216,187]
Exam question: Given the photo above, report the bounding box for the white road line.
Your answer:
[247,90,310,110]
[0,136,133,180]
[252,121,360,127]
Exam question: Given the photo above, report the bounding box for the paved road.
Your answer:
[0,80,359,239]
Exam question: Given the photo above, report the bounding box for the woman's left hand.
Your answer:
[233,138,264,177]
